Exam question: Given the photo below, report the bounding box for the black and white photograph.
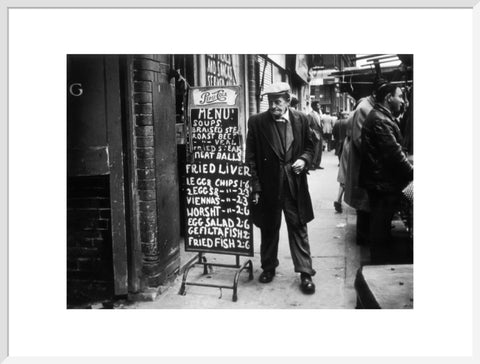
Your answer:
[4,3,478,362]
[67,54,414,309]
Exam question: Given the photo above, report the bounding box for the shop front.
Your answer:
[67,54,315,306]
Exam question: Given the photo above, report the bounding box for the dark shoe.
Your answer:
[334,201,343,213]
[259,270,275,283]
[318,166,324,170]
[300,273,315,294]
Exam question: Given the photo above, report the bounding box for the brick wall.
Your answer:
[247,55,258,116]
[131,55,181,287]
[67,175,113,305]
[133,56,160,281]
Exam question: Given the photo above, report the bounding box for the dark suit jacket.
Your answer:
[308,110,323,142]
[246,109,315,228]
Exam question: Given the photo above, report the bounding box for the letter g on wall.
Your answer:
[69,83,83,97]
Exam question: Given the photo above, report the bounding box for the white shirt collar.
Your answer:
[277,109,290,122]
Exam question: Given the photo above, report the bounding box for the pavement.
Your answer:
[124,150,370,309]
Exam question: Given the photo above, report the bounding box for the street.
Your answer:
[128,150,368,309]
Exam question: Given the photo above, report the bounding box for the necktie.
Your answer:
[275,116,293,151]
[285,119,293,151]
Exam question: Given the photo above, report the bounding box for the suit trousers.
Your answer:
[312,137,323,168]
[356,210,370,246]
[259,181,316,276]
[367,190,401,264]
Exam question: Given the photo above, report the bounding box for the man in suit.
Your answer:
[307,101,324,170]
[246,82,316,294]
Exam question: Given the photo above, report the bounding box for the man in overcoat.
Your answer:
[343,94,374,245]
[246,82,316,294]
[344,78,387,245]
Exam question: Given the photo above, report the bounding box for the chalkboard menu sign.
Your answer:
[185,86,253,256]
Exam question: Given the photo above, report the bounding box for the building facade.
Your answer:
[309,54,357,114]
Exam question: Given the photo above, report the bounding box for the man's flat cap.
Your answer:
[261,82,291,97]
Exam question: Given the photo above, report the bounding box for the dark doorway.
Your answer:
[67,55,128,306]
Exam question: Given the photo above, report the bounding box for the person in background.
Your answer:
[399,86,413,156]
[360,83,413,263]
[307,101,324,170]
[321,110,334,151]
[333,111,350,213]
[330,112,338,151]
[305,100,311,114]
[333,111,349,163]
[290,94,300,110]
[344,78,386,245]
[246,82,316,294]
